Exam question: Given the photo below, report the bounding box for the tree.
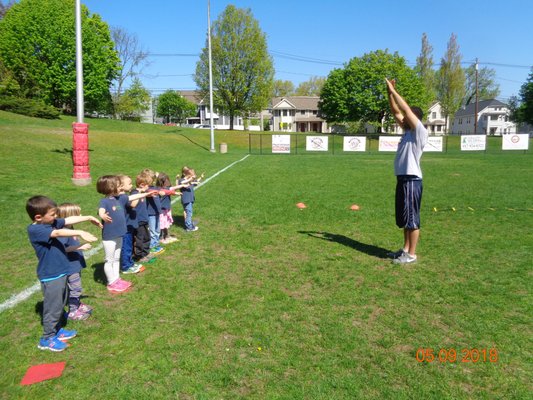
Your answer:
[111,26,149,117]
[194,5,274,130]
[436,33,465,133]
[272,79,294,97]
[295,76,325,96]
[156,90,197,124]
[115,78,150,121]
[463,64,500,105]
[511,67,533,125]
[0,0,120,113]
[415,33,437,103]
[319,50,427,129]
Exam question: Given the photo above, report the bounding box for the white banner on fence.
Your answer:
[461,135,486,151]
[272,135,291,153]
[343,136,367,152]
[424,136,444,152]
[306,136,329,151]
[502,134,529,150]
[379,136,401,152]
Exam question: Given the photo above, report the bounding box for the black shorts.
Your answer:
[395,176,423,229]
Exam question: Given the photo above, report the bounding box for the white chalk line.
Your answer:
[0,154,250,313]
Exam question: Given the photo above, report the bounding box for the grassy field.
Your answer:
[0,110,531,399]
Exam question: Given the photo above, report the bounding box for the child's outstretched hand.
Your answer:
[80,231,98,243]
[88,216,103,228]
[79,243,92,251]
[100,211,112,223]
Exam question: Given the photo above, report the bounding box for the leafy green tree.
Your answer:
[0,0,120,113]
[272,79,294,97]
[319,50,426,129]
[436,33,465,133]
[415,33,437,103]
[0,1,14,19]
[115,78,150,121]
[195,5,274,130]
[463,64,500,105]
[156,90,197,124]
[295,76,325,96]
[511,67,533,125]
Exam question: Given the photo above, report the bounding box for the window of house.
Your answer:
[432,112,436,119]
[437,125,442,132]
[491,115,498,121]
[312,110,317,115]
[301,110,306,115]
[283,110,288,117]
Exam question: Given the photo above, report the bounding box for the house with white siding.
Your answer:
[271,96,330,133]
[451,99,516,135]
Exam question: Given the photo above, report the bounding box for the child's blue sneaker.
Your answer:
[38,336,68,352]
[55,328,77,342]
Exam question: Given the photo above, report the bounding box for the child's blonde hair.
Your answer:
[56,203,82,218]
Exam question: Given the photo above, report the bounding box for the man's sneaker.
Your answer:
[150,246,165,255]
[392,253,417,264]
[55,328,77,341]
[78,303,93,314]
[38,336,68,352]
[122,264,145,274]
[165,236,179,243]
[387,249,407,259]
[186,226,199,232]
[68,308,90,321]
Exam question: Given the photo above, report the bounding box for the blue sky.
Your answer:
[83,0,532,102]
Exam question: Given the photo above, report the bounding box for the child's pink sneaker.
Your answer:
[117,279,132,290]
[107,279,127,293]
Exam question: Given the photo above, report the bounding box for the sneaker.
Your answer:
[387,249,406,259]
[150,246,165,255]
[392,253,417,264]
[122,264,145,274]
[186,226,199,232]
[55,328,77,341]
[117,278,132,289]
[160,238,170,244]
[139,256,156,264]
[165,237,179,243]
[38,336,68,352]
[68,309,90,321]
[78,303,93,314]
[107,279,129,293]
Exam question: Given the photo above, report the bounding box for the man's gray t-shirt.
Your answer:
[394,120,429,178]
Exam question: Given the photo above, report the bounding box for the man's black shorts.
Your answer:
[395,175,423,229]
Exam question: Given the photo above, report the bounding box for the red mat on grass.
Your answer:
[21,362,66,385]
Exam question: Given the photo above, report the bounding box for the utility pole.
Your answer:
[474,58,479,134]
[207,0,215,152]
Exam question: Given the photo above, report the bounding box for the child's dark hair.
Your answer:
[96,175,120,196]
[26,195,57,220]
[157,172,171,188]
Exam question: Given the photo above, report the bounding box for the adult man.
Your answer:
[385,78,428,264]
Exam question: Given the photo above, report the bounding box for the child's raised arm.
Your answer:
[51,229,97,243]
[64,215,103,229]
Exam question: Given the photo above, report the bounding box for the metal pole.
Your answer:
[75,0,84,123]
[208,0,215,152]
[474,58,478,134]
[72,0,91,186]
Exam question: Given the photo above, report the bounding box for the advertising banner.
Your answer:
[272,135,291,153]
[424,136,444,152]
[343,136,367,152]
[378,136,401,152]
[502,134,529,150]
[461,135,486,151]
[306,136,329,151]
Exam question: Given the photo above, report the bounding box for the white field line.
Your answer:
[0,154,250,313]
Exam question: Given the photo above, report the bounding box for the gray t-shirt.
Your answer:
[394,120,428,178]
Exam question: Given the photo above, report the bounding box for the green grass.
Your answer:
[0,110,532,399]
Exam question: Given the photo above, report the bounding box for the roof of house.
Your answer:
[178,90,203,105]
[272,96,319,110]
[454,99,508,117]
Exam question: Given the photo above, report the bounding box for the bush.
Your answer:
[0,96,60,119]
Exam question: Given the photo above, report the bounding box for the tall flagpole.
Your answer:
[72,0,91,185]
[208,0,215,152]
